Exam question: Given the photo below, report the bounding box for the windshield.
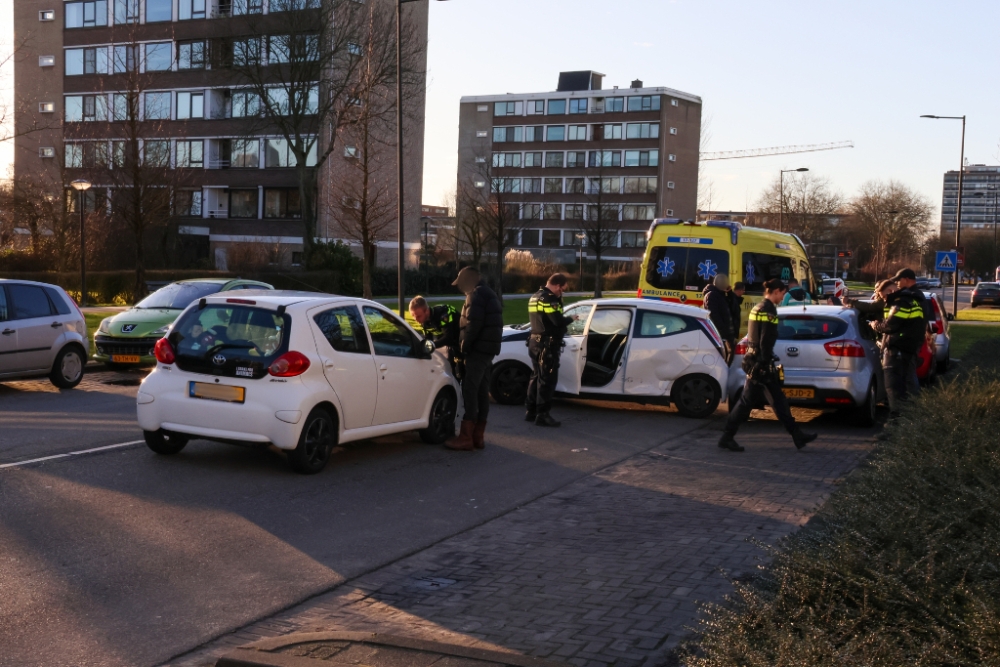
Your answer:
[136,282,226,309]
[777,315,849,340]
[169,305,289,379]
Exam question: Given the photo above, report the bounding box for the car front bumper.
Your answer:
[93,335,162,364]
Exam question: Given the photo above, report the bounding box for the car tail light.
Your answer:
[824,339,866,357]
[268,351,310,377]
[734,338,748,355]
[154,338,176,364]
[824,397,852,405]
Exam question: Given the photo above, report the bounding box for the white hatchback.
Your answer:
[136,291,460,473]
[489,298,729,419]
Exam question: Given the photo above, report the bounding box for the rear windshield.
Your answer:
[977,283,999,289]
[168,305,289,379]
[137,282,225,309]
[777,315,849,340]
[644,247,730,292]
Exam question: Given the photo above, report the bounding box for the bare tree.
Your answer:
[697,114,715,214]
[845,180,933,279]
[581,161,624,298]
[754,172,844,245]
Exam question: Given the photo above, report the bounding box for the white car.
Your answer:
[489,298,729,419]
[136,291,460,474]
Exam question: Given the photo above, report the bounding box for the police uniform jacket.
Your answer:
[420,304,459,350]
[871,288,926,354]
[528,287,574,343]
[746,299,780,360]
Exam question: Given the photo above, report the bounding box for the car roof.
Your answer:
[0,278,65,289]
[777,304,855,318]
[576,297,711,319]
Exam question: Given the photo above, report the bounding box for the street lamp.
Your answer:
[70,179,92,307]
[397,0,448,316]
[576,233,586,289]
[779,168,808,233]
[921,114,966,316]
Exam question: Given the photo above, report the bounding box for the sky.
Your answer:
[422,0,1000,215]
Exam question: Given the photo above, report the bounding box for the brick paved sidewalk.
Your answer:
[165,417,872,667]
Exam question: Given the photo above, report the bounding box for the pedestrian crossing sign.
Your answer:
[935,251,958,273]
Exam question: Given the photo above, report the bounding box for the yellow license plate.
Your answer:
[783,388,815,399]
[111,355,141,363]
[189,382,245,404]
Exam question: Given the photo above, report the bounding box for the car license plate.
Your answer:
[111,355,141,363]
[783,388,815,399]
[189,382,245,404]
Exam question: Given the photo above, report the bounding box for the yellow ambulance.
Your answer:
[637,219,816,334]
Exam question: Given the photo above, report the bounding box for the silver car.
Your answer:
[727,305,881,426]
[0,279,89,388]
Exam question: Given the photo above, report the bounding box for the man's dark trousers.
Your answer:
[882,348,919,416]
[525,337,558,414]
[725,375,797,434]
[461,352,493,422]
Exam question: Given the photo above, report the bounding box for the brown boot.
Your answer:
[445,420,475,451]
[472,421,487,449]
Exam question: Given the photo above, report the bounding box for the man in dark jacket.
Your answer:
[870,268,926,416]
[703,275,734,361]
[525,273,577,427]
[446,267,503,451]
[727,281,745,338]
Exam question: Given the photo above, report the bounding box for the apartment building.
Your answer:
[940,165,1000,236]
[12,0,427,269]
[456,71,701,262]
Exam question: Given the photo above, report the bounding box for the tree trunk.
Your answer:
[299,166,318,261]
[362,241,373,299]
[594,248,603,298]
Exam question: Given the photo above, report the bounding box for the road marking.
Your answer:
[0,439,143,470]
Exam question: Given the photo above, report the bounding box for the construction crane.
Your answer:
[700,141,854,161]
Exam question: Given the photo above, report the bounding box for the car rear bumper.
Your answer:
[728,368,872,407]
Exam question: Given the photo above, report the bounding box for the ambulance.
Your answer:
[637,219,816,334]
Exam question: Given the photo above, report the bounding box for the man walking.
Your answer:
[409,295,461,376]
[703,275,734,362]
[526,273,576,427]
[446,267,503,451]
[870,268,926,417]
[719,279,817,452]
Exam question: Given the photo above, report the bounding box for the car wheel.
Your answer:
[489,360,531,406]
[671,375,721,419]
[936,356,950,374]
[419,388,458,444]
[851,379,878,427]
[49,345,85,389]
[288,408,336,474]
[144,429,189,455]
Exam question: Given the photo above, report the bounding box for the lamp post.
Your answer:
[576,233,586,289]
[779,167,808,233]
[70,179,92,307]
[921,114,966,316]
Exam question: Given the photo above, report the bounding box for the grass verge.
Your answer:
[956,307,1000,322]
[685,336,1000,666]
[950,323,1000,359]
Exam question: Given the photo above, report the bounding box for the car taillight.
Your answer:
[153,338,176,364]
[734,339,748,355]
[268,351,310,377]
[824,339,866,357]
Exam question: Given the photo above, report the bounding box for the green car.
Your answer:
[94,279,274,366]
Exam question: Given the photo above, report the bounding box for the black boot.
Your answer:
[792,430,817,450]
[525,407,537,422]
[535,411,561,427]
[717,432,744,452]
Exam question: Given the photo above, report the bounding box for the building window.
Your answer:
[566,178,585,194]
[587,205,620,223]
[144,43,172,71]
[666,209,674,216]
[65,142,105,168]
[492,152,521,168]
[623,205,656,221]
[547,99,566,115]
[600,124,623,140]
[144,92,171,120]
[113,0,138,24]
[589,177,621,194]
[264,137,318,167]
[146,0,171,22]
[544,152,563,168]
[229,189,258,218]
[264,188,302,218]
[228,139,259,168]
[605,97,624,113]
[144,140,170,167]
[529,100,545,114]
[178,41,207,69]
[494,101,522,116]
[233,0,264,14]
[176,140,204,168]
[668,153,677,162]
[671,99,679,107]
[39,10,56,21]
[477,104,488,112]
[567,125,587,141]
[269,34,320,64]
[474,156,486,163]
[179,0,206,19]
[523,178,542,194]
[65,47,108,75]
[40,147,56,158]
[524,126,544,142]
[522,204,541,221]
[588,150,621,167]
[543,205,562,222]
[626,122,659,139]
[232,90,261,117]
[65,1,108,28]
[669,127,678,135]
[40,55,56,67]
[291,252,303,266]
[624,150,659,167]
[344,145,358,158]
[113,45,137,73]
[491,178,520,193]
[39,102,55,113]
[565,205,584,221]
[524,152,543,168]
[175,190,203,215]
[493,126,522,143]
[627,95,661,112]
[541,229,561,247]
[624,176,657,194]
[475,130,488,138]
[621,231,647,248]
[232,37,263,66]
[544,178,563,194]
[176,92,204,119]
[568,98,587,114]
[65,95,108,122]
[546,126,565,141]
[667,181,675,189]
[566,151,586,168]
[474,180,486,188]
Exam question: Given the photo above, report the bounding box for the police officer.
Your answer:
[719,279,818,452]
[409,295,461,376]
[526,273,576,427]
[870,268,926,417]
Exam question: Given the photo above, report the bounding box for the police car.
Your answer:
[489,298,729,419]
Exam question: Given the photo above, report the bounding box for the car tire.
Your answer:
[144,429,189,455]
[851,379,878,427]
[288,408,337,475]
[49,344,86,389]
[671,374,721,419]
[419,388,458,444]
[489,360,531,406]
[936,356,950,374]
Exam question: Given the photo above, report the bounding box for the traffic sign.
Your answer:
[935,251,958,273]
[955,246,965,267]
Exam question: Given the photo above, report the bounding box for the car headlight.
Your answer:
[99,318,111,334]
[150,325,171,337]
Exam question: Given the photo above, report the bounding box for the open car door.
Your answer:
[555,303,593,394]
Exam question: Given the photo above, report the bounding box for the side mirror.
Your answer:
[422,338,435,357]
[946,313,955,321]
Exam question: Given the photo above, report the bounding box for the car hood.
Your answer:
[101,308,180,337]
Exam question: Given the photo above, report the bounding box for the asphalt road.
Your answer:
[0,371,709,667]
